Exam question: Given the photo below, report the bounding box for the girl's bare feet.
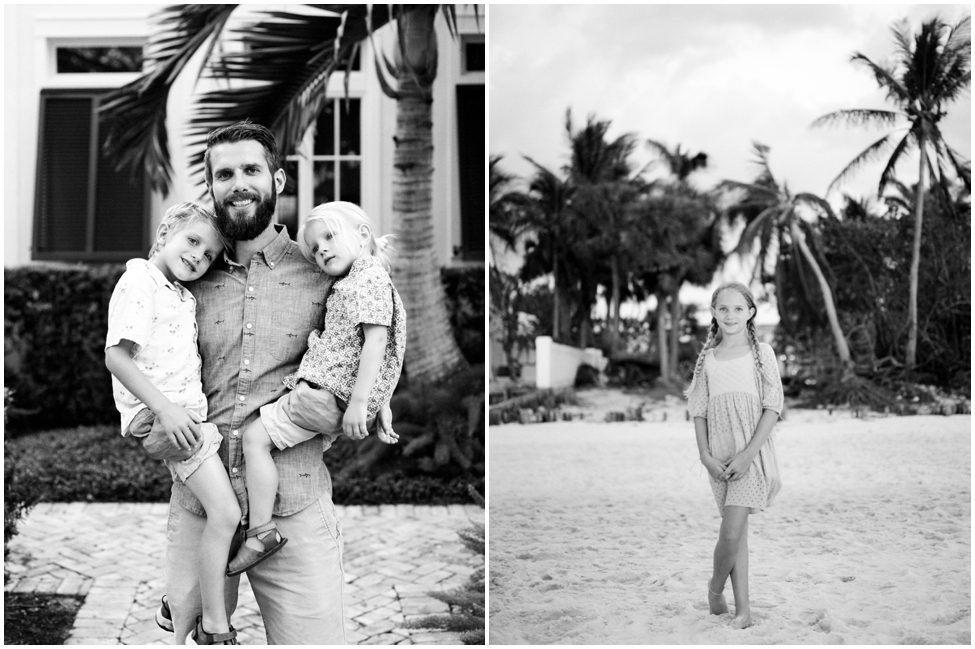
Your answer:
[708,579,729,615]
[730,612,752,629]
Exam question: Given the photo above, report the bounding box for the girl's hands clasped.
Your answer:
[700,454,728,481]
[721,451,755,482]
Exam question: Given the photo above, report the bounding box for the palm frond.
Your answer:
[849,52,909,104]
[811,108,900,129]
[794,192,836,219]
[99,5,238,193]
[733,206,781,256]
[876,132,913,196]
[825,132,896,195]
[185,5,406,181]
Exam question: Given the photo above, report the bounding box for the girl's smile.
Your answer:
[712,289,755,337]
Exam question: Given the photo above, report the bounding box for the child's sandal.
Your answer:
[190,616,238,645]
[226,521,288,576]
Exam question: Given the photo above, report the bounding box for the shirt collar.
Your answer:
[128,258,189,297]
[221,224,293,270]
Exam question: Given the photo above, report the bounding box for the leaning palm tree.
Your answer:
[99,4,471,384]
[812,15,971,372]
[721,143,853,371]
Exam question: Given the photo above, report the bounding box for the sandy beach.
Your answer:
[488,406,971,644]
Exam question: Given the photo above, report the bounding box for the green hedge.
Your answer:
[442,266,485,365]
[5,263,484,432]
[5,424,482,506]
[5,264,124,432]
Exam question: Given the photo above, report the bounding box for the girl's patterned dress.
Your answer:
[688,342,784,515]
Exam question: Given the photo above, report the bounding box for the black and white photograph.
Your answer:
[5,4,484,645]
[489,3,970,645]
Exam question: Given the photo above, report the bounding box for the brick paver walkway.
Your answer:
[5,503,482,645]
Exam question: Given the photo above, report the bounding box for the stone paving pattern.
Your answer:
[5,502,483,645]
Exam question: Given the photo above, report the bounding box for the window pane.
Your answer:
[463,41,485,72]
[338,98,360,155]
[278,159,300,240]
[313,102,335,156]
[339,160,361,205]
[313,162,336,205]
[36,96,91,253]
[93,148,145,252]
[56,47,143,73]
[455,84,485,259]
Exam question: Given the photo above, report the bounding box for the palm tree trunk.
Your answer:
[905,143,927,372]
[668,283,681,379]
[608,254,621,352]
[552,243,561,342]
[392,7,466,384]
[655,290,670,381]
[790,221,853,371]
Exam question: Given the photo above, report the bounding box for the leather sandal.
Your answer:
[190,616,238,645]
[226,521,287,576]
[154,595,173,633]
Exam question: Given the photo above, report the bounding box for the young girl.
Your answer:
[226,201,406,576]
[105,203,241,645]
[684,282,783,630]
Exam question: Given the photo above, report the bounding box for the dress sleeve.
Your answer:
[686,356,709,419]
[759,343,784,415]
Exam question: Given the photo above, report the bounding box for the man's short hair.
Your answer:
[203,120,280,185]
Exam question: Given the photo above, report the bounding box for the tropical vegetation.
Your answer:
[490,13,971,407]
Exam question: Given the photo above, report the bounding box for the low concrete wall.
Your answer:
[535,336,607,390]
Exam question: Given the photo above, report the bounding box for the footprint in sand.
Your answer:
[927,608,970,626]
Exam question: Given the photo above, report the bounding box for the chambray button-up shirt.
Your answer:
[178,225,334,518]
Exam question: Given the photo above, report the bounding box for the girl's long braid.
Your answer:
[746,319,764,386]
[683,319,720,398]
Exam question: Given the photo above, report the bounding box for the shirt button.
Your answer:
[238,395,245,402]
[269,262,274,268]
[232,429,240,436]
[231,467,238,474]
[248,286,254,292]
[245,323,252,329]
[243,359,250,365]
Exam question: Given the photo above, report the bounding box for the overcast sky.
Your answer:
[489,3,971,207]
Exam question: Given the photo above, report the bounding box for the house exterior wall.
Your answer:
[3,4,484,268]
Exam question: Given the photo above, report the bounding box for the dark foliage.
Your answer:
[441,266,485,365]
[5,263,483,433]
[4,390,41,558]
[4,592,85,645]
[776,191,970,395]
[406,487,484,644]
[4,264,124,432]
[5,423,482,506]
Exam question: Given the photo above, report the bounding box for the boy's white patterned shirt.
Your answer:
[284,255,406,416]
[105,258,207,434]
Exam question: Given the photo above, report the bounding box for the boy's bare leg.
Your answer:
[182,455,241,634]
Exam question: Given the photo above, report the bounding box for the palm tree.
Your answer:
[812,15,971,372]
[563,111,640,353]
[721,143,853,371]
[99,4,472,384]
[641,139,717,380]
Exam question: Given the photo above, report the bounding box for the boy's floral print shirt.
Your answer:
[285,255,406,416]
[105,258,207,434]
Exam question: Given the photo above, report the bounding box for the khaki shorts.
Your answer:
[260,380,374,452]
[127,408,222,483]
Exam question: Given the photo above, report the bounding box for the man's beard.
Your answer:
[214,190,277,241]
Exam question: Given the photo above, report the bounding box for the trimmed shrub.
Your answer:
[5,424,482,506]
[4,390,43,557]
[5,264,124,432]
[442,266,485,365]
[5,263,484,431]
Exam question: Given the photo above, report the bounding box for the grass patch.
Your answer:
[4,592,85,645]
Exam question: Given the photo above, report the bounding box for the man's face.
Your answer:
[207,139,284,241]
